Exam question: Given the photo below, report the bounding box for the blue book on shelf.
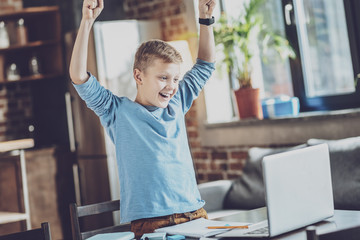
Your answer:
[262,96,300,119]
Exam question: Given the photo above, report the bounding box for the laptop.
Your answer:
[217,143,334,238]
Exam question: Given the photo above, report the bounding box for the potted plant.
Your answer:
[214,0,296,119]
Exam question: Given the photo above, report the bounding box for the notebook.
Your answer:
[87,232,134,240]
[217,143,334,238]
[154,218,250,238]
[140,232,166,240]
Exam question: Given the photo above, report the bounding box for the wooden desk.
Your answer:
[0,139,34,230]
[214,208,360,239]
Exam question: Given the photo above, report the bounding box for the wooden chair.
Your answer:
[69,200,131,240]
[306,225,360,240]
[0,222,51,240]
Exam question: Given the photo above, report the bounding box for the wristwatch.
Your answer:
[199,16,215,26]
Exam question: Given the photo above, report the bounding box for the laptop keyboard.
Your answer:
[244,226,269,235]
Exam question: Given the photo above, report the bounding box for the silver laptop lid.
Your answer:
[262,143,334,237]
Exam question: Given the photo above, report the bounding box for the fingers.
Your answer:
[205,0,216,9]
[199,0,209,5]
[199,0,214,7]
[82,0,104,20]
[207,0,216,12]
[205,0,214,6]
[199,0,216,17]
[93,0,104,18]
[83,0,98,10]
[98,0,104,9]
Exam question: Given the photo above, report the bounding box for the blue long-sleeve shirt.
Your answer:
[73,59,215,223]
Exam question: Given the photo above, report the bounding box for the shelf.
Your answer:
[1,73,63,84]
[0,40,60,53]
[0,6,59,19]
[0,211,28,224]
[0,138,34,153]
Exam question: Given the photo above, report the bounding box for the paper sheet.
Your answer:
[154,218,250,238]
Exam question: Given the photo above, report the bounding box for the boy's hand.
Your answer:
[82,0,104,21]
[199,0,216,19]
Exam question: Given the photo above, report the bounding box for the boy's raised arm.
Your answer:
[197,0,216,63]
[69,0,104,85]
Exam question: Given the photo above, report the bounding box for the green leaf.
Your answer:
[213,0,296,89]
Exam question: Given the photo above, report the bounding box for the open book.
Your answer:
[154,218,250,238]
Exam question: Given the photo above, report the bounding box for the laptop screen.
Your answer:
[262,143,334,237]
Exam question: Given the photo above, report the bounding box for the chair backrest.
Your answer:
[306,225,360,240]
[0,222,51,240]
[69,199,131,240]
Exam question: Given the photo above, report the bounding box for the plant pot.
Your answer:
[234,87,263,119]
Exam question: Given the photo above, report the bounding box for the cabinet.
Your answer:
[0,7,74,239]
[0,139,34,232]
[0,142,74,239]
[0,6,69,149]
[0,6,63,83]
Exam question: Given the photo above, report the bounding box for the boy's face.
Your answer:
[134,58,181,108]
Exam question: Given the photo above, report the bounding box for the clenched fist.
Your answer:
[199,0,216,19]
[82,0,104,21]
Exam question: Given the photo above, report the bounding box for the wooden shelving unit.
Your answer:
[0,5,64,232]
[0,6,63,84]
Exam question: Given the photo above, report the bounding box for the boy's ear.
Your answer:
[133,68,143,85]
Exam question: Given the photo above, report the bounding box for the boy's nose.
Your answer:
[167,81,176,89]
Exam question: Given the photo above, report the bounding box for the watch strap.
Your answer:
[199,16,215,26]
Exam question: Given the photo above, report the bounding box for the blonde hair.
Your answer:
[133,39,183,72]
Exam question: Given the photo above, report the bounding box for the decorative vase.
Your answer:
[234,87,263,120]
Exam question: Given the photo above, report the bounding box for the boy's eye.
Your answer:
[159,76,167,80]
[174,78,179,83]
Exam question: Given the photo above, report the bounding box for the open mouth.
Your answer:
[159,92,171,99]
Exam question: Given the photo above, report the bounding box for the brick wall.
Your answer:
[186,102,249,183]
[124,0,249,183]
[123,0,188,41]
[0,84,33,142]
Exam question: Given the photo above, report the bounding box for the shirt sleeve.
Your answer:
[72,73,118,129]
[177,58,215,113]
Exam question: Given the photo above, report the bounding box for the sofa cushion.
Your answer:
[223,145,306,210]
[198,180,233,212]
[307,136,360,210]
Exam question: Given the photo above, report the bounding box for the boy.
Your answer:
[69,0,216,238]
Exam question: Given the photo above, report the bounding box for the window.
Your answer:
[293,0,354,97]
[199,0,360,122]
[285,0,360,111]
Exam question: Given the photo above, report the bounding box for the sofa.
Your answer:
[198,136,360,219]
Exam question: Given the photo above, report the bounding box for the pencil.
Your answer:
[207,225,249,229]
